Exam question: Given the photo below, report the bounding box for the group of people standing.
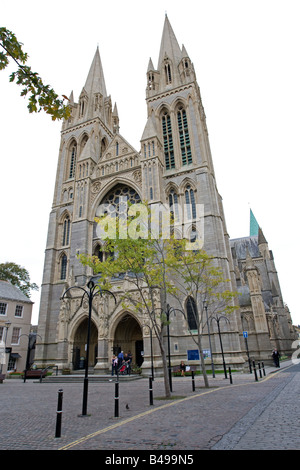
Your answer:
[111,350,132,376]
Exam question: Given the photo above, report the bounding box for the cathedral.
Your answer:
[35,16,296,373]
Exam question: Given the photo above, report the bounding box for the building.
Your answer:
[0,280,33,374]
[35,16,296,373]
[231,225,296,361]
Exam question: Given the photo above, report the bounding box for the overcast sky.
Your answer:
[1,0,299,325]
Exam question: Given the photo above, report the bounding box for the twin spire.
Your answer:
[67,15,190,131]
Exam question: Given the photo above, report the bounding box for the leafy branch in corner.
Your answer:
[0,27,70,120]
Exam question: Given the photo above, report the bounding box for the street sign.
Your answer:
[243,331,248,338]
[187,350,200,361]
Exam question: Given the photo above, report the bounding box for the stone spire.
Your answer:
[157,14,182,69]
[76,46,113,127]
[84,46,107,98]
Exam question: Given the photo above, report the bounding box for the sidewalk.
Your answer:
[0,359,297,451]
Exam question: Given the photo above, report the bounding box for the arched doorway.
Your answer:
[72,318,98,370]
[113,314,144,367]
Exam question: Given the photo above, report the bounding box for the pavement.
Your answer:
[0,359,299,456]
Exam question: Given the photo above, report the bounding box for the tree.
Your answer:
[165,241,239,387]
[0,27,70,120]
[79,201,238,392]
[0,262,38,298]
[79,214,175,398]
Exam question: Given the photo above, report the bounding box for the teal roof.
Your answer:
[250,209,259,236]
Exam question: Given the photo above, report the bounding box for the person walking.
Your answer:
[118,351,124,367]
[272,348,280,367]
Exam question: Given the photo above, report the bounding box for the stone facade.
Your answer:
[231,229,296,362]
[35,16,296,373]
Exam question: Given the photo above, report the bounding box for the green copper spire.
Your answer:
[250,209,259,236]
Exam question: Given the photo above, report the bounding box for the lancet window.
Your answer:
[177,106,192,165]
[60,254,67,280]
[165,63,172,85]
[186,296,198,331]
[168,189,179,223]
[162,111,175,170]
[185,185,196,220]
[62,216,71,246]
[69,142,77,179]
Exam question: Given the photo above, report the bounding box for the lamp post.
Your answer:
[210,314,230,379]
[243,331,252,373]
[203,301,215,378]
[165,304,172,392]
[144,323,154,380]
[62,279,116,416]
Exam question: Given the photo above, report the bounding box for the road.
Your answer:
[0,360,299,456]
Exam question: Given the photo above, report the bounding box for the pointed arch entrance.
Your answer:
[113,313,144,367]
[72,318,98,370]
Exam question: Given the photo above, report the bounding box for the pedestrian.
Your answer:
[118,350,124,367]
[127,351,132,375]
[180,360,186,377]
[111,355,118,376]
[272,348,280,367]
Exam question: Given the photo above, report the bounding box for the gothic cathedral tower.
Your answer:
[35,16,245,372]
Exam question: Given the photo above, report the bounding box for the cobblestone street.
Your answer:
[0,361,299,455]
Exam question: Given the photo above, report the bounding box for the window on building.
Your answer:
[15,305,23,317]
[162,112,175,170]
[61,254,67,280]
[177,107,192,165]
[69,143,77,179]
[11,327,21,344]
[165,63,172,84]
[185,185,196,220]
[62,216,71,246]
[186,297,198,331]
[0,326,4,341]
[0,302,7,316]
[94,245,104,263]
[7,355,17,371]
[168,189,179,223]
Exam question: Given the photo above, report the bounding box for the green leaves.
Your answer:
[0,262,38,298]
[0,27,70,120]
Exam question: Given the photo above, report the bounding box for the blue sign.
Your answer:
[187,350,200,361]
[243,331,248,338]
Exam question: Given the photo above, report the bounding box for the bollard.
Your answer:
[262,362,266,376]
[114,381,119,418]
[191,371,195,391]
[55,389,63,438]
[252,361,258,382]
[258,362,262,378]
[229,367,233,384]
[149,377,153,405]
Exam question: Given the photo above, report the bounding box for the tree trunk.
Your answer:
[198,333,209,388]
[158,332,171,398]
